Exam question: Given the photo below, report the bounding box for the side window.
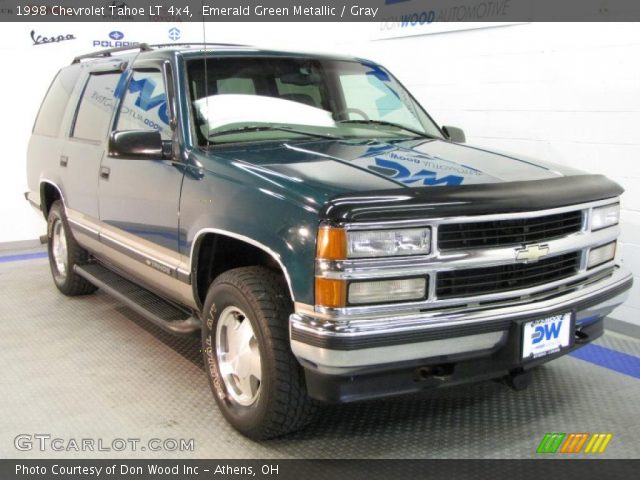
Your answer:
[33,66,81,137]
[115,69,171,140]
[72,72,122,142]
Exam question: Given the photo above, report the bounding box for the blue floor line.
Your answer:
[0,252,48,263]
[570,344,640,380]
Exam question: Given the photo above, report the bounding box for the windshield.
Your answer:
[186,56,443,145]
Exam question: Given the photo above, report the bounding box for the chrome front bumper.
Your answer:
[290,267,632,375]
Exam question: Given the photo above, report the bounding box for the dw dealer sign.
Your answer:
[374,0,527,39]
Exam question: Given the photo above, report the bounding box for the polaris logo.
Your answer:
[93,31,138,48]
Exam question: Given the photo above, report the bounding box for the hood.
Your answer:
[208,138,583,196]
[202,138,621,221]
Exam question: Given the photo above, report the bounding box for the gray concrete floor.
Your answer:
[1,252,639,459]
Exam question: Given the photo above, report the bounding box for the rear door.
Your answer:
[63,68,124,220]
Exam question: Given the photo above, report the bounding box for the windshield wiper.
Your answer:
[207,125,342,141]
[337,119,434,139]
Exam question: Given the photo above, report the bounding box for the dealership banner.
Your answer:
[2,0,640,22]
[3,459,640,479]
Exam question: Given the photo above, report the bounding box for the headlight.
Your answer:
[348,277,427,305]
[347,228,431,258]
[317,226,432,260]
[587,242,617,269]
[591,203,620,231]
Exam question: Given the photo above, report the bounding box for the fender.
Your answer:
[180,155,321,307]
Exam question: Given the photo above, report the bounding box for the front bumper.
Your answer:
[290,266,632,402]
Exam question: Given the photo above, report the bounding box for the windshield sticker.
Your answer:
[362,62,391,82]
[366,74,402,116]
[126,77,169,125]
[114,72,170,135]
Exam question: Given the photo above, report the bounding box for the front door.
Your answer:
[98,61,190,305]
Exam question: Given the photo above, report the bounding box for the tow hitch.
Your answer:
[503,368,533,391]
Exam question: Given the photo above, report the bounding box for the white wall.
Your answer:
[0,22,365,243]
[1,22,638,324]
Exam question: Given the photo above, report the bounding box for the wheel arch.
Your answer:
[190,228,296,310]
[39,180,65,219]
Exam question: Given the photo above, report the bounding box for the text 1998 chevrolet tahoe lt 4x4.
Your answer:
[26,43,632,439]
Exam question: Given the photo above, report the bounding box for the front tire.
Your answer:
[47,200,97,296]
[201,266,316,439]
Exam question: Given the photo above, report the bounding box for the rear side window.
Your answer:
[72,72,123,142]
[33,67,81,137]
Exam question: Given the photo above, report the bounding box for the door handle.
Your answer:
[100,166,111,180]
[60,156,68,167]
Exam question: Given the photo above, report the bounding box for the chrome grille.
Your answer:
[436,252,580,299]
[438,210,583,251]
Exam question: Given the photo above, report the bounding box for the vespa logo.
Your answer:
[516,244,549,263]
[31,30,76,46]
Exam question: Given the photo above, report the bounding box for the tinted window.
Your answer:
[275,78,321,108]
[218,77,256,95]
[33,66,81,137]
[72,72,122,142]
[186,57,442,146]
[338,72,425,130]
[187,57,330,109]
[114,69,171,140]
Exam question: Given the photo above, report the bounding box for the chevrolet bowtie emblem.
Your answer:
[516,244,550,262]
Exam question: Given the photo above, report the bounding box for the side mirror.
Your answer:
[442,126,466,143]
[109,130,163,160]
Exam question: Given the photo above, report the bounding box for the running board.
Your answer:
[74,263,200,336]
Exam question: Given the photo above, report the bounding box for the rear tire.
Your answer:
[47,200,97,296]
[201,266,316,439]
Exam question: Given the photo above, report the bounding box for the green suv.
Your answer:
[26,43,632,438]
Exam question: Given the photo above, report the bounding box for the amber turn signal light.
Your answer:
[315,277,347,308]
[316,226,347,260]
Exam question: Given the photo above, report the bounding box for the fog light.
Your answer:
[348,277,427,305]
[591,203,620,231]
[587,242,616,269]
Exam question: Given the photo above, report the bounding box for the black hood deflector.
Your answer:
[320,175,623,223]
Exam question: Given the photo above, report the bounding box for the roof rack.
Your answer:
[71,42,254,64]
[149,42,251,49]
[71,43,153,64]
